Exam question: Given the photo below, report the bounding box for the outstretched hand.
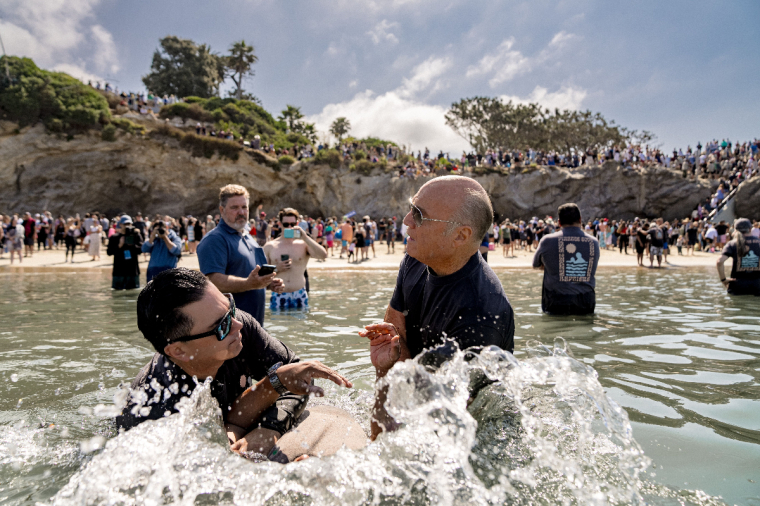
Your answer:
[276,361,353,397]
[359,323,409,374]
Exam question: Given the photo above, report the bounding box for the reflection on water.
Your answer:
[0,267,758,505]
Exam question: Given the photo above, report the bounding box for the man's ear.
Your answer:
[454,225,473,247]
[164,342,190,363]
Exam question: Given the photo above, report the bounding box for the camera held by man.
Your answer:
[106,215,144,290]
[142,219,183,282]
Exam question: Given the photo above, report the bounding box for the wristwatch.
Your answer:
[267,362,289,395]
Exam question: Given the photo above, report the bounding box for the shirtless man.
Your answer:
[264,208,327,309]
[339,218,354,259]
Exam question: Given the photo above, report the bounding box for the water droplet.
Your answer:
[10,373,18,382]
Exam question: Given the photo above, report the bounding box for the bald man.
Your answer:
[359,176,515,439]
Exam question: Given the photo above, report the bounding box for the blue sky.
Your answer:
[1,0,758,153]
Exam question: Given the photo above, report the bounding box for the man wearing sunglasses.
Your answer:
[359,176,515,440]
[263,207,327,310]
[117,268,354,461]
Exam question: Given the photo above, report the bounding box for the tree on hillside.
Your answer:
[279,105,304,131]
[330,117,351,142]
[446,96,633,153]
[226,40,258,101]
[142,36,226,98]
[294,122,318,143]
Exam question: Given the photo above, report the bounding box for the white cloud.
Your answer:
[349,79,358,88]
[466,38,531,85]
[466,32,579,88]
[90,25,120,74]
[500,85,588,111]
[367,19,399,45]
[51,63,106,86]
[0,0,118,79]
[305,89,469,154]
[398,56,452,98]
[305,55,467,153]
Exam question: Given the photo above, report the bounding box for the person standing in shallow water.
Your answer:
[532,203,600,315]
[716,218,760,296]
[358,176,515,440]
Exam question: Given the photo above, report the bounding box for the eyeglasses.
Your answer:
[177,293,236,342]
[282,222,296,228]
[409,200,462,228]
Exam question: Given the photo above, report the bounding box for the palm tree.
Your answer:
[330,117,351,142]
[279,105,304,132]
[226,40,258,100]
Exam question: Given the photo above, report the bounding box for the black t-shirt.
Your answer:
[106,232,144,277]
[716,224,729,236]
[117,310,304,432]
[722,236,760,281]
[636,230,647,247]
[390,253,515,356]
[647,227,664,247]
[687,227,698,242]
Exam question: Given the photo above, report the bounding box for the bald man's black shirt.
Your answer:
[390,252,515,356]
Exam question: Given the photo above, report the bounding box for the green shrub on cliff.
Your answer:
[151,123,242,160]
[111,117,146,135]
[158,95,316,150]
[0,56,110,131]
[101,123,117,141]
[278,155,295,165]
[314,148,342,168]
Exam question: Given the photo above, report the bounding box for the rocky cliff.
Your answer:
[0,121,720,221]
[735,178,760,220]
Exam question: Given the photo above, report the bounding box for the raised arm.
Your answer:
[297,226,327,260]
[359,305,411,440]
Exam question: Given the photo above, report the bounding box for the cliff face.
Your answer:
[735,178,760,220]
[0,122,718,221]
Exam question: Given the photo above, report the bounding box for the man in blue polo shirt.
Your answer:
[198,184,284,324]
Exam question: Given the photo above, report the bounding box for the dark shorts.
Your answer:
[112,276,140,290]
[542,288,596,315]
[726,280,760,296]
[24,236,34,246]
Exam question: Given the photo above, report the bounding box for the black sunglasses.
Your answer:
[282,222,296,228]
[177,293,236,342]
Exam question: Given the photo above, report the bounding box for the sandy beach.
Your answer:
[0,244,721,273]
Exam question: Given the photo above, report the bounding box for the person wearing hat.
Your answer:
[106,215,145,290]
[717,218,760,296]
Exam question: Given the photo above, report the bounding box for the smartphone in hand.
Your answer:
[258,264,276,276]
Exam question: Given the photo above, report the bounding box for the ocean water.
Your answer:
[0,266,758,505]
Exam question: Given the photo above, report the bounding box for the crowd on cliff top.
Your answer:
[88,82,759,181]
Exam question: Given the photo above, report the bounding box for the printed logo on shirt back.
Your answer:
[738,238,760,272]
[558,236,594,282]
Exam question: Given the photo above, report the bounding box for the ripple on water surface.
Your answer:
[0,268,758,504]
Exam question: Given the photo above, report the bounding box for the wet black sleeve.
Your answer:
[390,255,410,312]
[236,310,308,435]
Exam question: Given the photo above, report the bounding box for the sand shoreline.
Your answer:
[0,245,722,273]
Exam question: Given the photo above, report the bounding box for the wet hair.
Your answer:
[219,184,249,208]
[278,207,299,222]
[136,268,209,353]
[558,203,582,226]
